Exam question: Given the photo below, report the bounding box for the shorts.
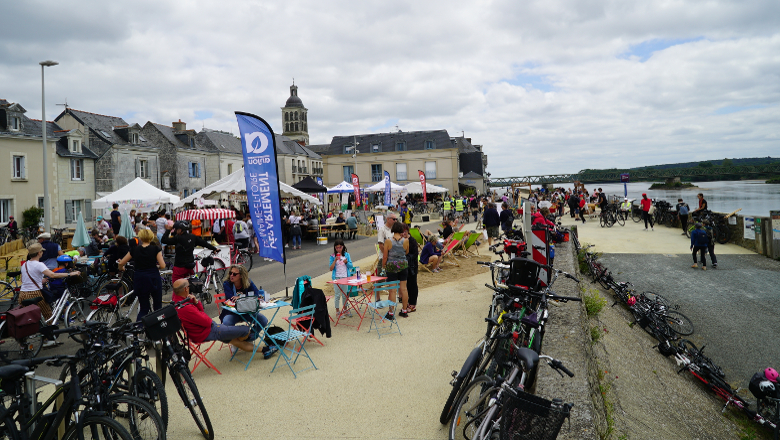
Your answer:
[205,322,252,342]
[386,267,408,282]
[486,226,499,238]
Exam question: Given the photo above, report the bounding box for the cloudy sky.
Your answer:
[3,0,778,178]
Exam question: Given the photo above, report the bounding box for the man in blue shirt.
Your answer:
[346,212,359,240]
[482,203,500,246]
[37,232,63,269]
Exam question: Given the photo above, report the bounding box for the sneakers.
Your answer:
[43,340,57,348]
[681,232,687,235]
[229,344,237,356]
[651,228,654,231]
[702,266,707,271]
[384,312,395,321]
[691,264,698,268]
[285,244,289,248]
[263,346,279,359]
[398,310,409,318]
[712,264,717,269]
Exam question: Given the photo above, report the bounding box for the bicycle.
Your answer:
[228,243,252,271]
[0,227,11,246]
[86,283,140,326]
[147,298,214,440]
[194,250,225,304]
[0,353,136,440]
[51,227,68,248]
[450,346,574,440]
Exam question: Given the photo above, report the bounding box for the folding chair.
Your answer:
[457,232,482,258]
[366,280,402,339]
[418,254,434,274]
[179,330,222,375]
[212,292,230,352]
[441,239,462,267]
[370,243,383,275]
[268,304,318,378]
[409,228,426,246]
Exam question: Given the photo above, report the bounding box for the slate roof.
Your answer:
[149,122,212,152]
[55,109,154,149]
[322,130,454,155]
[450,136,480,154]
[460,151,485,176]
[274,134,321,159]
[196,129,242,154]
[461,171,483,179]
[307,143,330,154]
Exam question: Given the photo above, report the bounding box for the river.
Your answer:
[504,180,780,217]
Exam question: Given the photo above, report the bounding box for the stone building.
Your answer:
[141,120,219,198]
[281,83,309,145]
[275,134,323,185]
[195,128,243,179]
[55,108,161,197]
[2,100,97,226]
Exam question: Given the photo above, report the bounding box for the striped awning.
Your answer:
[176,208,236,221]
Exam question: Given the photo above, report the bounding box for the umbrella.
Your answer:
[71,211,91,248]
[365,180,405,192]
[292,176,327,193]
[118,210,136,239]
[403,182,449,194]
[327,181,356,193]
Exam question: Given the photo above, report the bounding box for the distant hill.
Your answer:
[631,157,780,170]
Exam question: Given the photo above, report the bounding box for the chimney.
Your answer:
[296,140,305,147]
[172,119,186,131]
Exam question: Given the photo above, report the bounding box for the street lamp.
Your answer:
[40,60,58,232]
[345,134,359,180]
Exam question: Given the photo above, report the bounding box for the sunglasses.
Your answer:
[230,272,240,276]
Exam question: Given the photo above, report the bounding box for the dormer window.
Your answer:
[131,133,139,144]
[425,140,435,150]
[190,138,195,148]
[395,141,406,152]
[372,144,380,153]
[70,139,81,153]
[10,117,21,131]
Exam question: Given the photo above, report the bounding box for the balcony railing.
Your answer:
[302,167,308,174]
[292,166,298,173]
[372,173,383,182]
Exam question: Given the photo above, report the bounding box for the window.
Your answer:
[10,117,20,131]
[371,164,383,182]
[0,199,11,222]
[139,160,148,178]
[425,140,435,150]
[131,133,139,144]
[342,166,354,183]
[294,122,298,131]
[395,141,406,152]
[227,163,233,174]
[372,144,380,153]
[189,138,195,148]
[163,175,170,189]
[188,162,201,178]
[70,139,81,153]
[183,189,189,197]
[64,199,92,224]
[284,113,289,121]
[425,161,437,179]
[396,163,407,181]
[38,197,44,209]
[12,155,25,179]
[70,159,84,181]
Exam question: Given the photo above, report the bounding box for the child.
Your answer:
[48,255,74,302]
[329,239,353,316]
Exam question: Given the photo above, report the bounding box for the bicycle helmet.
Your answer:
[627,295,636,306]
[765,368,778,383]
[173,220,191,232]
[56,255,73,263]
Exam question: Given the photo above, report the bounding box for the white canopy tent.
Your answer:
[327,181,355,193]
[93,177,181,212]
[173,168,321,208]
[403,181,449,194]
[365,180,406,192]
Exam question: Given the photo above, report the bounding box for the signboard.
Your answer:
[620,173,630,183]
[744,217,755,240]
[419,170,427,203]
[229,193,247,202]
[351,173,361,206]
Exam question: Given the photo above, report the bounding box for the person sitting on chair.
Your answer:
[220,265,278,358]
[419,235,442,273]
[172,278,259,355]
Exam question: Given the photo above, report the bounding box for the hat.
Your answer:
[37,232,51,239]
[642,193,647,197]
[96,216,103,220]
[8,215,13,219]
[27,243,43,256]
[624,197,628,200]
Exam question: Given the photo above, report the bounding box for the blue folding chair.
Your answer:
[366,280,402,339]
[268,304,318,378]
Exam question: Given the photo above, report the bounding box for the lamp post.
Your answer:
[40,60,58,232]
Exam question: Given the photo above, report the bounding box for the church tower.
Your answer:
[281,83,309,145]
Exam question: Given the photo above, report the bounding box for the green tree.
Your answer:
[722,158,734,167]
[698,162,713,168]
[22,206,44,230]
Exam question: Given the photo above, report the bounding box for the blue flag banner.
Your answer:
[384,170,391,206]
[235,112,285,264]
[316,177,324,203]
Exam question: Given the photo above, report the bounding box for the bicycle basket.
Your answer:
[507,258,544,291]
[188,277,204,296]
[65,271,89,286]
[200,256,215,268]
[500,389,572,440]
[141,304,181,341]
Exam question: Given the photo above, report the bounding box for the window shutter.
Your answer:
[84,200,92,221]
[135,158,139,178]
[65,200,73,224]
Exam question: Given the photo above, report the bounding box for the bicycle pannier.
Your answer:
[6,305,42,338]
[188,277,204,296]
[235,295,260,314]
[141,304,181,340]
[91,293,118,310]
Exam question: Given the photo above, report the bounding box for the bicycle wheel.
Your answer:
[440,358,478,424]
[87,306,119,327]
[62,415,134,440]
[664,310,694,336]
[449,375,493,440]
[716,225,730,244]
[0,321,43,361]
[615,211,625,226]
[235,251,253,272]
[599,213,607,228]
[170,366,214,440]
[641,291,671,308]
[106,394,166,440]
[113,364,169,429]
[606,212,615,228]
[632,208,642,223]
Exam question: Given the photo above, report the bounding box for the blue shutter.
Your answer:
[65,201,74,224]
[84,200,92,221]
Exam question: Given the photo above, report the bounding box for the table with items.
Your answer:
[326,274,386,331]
[221,298,291,370]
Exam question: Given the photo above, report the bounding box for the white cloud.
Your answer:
[2,0,778,178]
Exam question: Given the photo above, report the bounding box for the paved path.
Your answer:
[575,215,780,390]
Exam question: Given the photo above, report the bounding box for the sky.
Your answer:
[2,0,779,178]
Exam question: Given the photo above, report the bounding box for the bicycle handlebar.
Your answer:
[549,359,575,377]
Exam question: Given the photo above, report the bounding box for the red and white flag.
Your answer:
[418,170,427,203]
[351,173,361,206]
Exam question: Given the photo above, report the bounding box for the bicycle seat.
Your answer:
[514,347,539,371]
[6,271,20,278]
[102,282,123,292]
[21,297,43,307]
[0,364,28,381]
[160,270,173,275]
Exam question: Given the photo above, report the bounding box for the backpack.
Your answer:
[236,222,244,233]
[679,204,689,216]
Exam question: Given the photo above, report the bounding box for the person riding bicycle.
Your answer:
[162,220,218,282]
[597,188,608,219]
